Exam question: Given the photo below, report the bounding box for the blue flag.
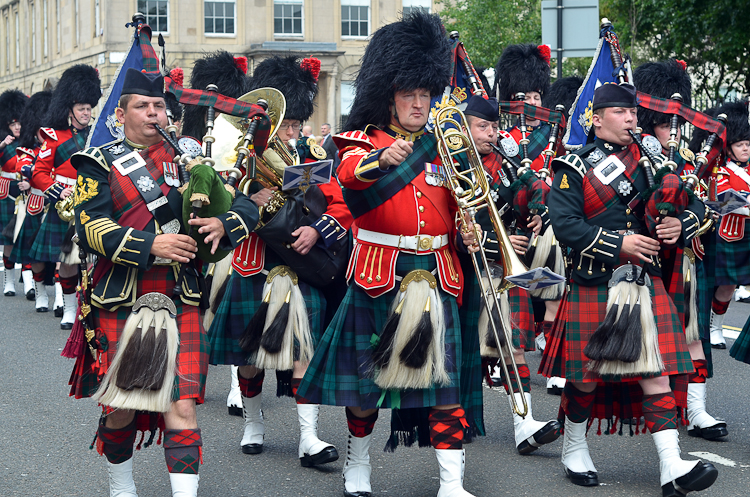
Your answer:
[86,28,144,147]
[563,25,623,150]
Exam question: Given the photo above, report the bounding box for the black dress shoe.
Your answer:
[4,290,15,296]
[564,467,599,486]
[300,446,339,467]
[26,289,35,300]
[661,482,687,497]
[547,385,563,395]
[673,461,718,492]
[241,443,263,455]
[54,306,64,318]
[61,322,73,330]
[228,405,243,417]
[688,422,728,440]
[36,306,48,313]
[711,343,726,350]
[343,491,372,497]
[518,420,562,454]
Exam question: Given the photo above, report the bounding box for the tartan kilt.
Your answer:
[730,314,750,365]
[68,266,209,404]
[297,252,467,410]
[29,208,68,262]
[711,228,750,285]
[208,252,326,367]
[8,211,43,264]
[0,195,15,237]
[559,277,693,383]
[457,254,485,437]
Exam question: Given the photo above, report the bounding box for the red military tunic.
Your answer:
[335,124,463,298]
[714,158,750,242]
[32,127,83,201]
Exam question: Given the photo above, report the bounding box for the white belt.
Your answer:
[30,188,44,196]
[1,171,16,180]
[356,228,449,252]
[55,175,76,186]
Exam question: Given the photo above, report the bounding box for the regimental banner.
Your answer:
[282,160,333,192]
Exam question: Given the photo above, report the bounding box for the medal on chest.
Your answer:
[424,162,446,187]
[162,161,180,187]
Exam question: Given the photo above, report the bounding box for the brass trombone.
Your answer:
[434,103,529,417]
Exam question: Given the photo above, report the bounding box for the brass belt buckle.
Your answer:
[418,235,434,251]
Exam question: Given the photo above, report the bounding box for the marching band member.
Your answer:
[8,90,53,301]
[297,12,481,497]
[208,55,352,468]
[634,58,728,441]
[29,65,99,324]
[545,83,718,495]
[707,101,750,349]
[463,94,562,454]
[69,68,259,497]
[0,89,28,296]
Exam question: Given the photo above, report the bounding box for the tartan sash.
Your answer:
[636,91,726,143]
[342,133,438,219]
[525,123,551,162]
[54,129,88,169]
[583,144,643,220]
[498,101,565,126]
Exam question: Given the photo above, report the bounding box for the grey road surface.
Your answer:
[1,289,748,497]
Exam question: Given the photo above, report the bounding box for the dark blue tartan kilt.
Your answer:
[0,195,15,237]
[457,254,485,437]
[730,314,750,365]
[29,208,68,262]
[710,227,750,286]
[297,252,467,410]
[8,211,43,264]
[208,251,326,367]
[694,245,714,377]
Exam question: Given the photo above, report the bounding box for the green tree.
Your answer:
[437,0,591,80]
[602,0,750,103]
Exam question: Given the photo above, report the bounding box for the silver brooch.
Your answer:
[108,144,125,155]
[618,180,632,195]
[137,175,155,192]
[588,148,605,164]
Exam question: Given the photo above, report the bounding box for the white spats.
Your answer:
[651,429,700,487]
[60,292,78,329]
[709,310,727,348]
[107,458,138,497]
[561,416,597,474]
[343,434,372,496]
[297,404,338,466]
[435,449,475,497]
[240,393,264,453]
[21,269,33,299]
[168,473,199,497]
[34,280,49,311]
[3,266,15,296]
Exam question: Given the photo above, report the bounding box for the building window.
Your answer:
[402,0,430,16]
[138,0,169,34]
[341,0,369,38]
[5,15,9,72]
[74,0,79,47]
[274,0,302,36]
[43,0,48,58]
[95,0,101,37]
[205,1,235,35]
[30,2,36,63]
[340,80,355,129]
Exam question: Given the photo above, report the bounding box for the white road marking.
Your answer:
[688,451,737,467]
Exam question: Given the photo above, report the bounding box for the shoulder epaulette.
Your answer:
[16,147,35,158]
[71,147,110,172]
[40,127,57,141]
[552,154,587,178]
[334,130,375,149]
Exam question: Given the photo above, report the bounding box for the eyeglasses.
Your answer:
[278,123,301,131]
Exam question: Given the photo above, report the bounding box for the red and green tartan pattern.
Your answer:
[53,132,87,169]
[636,91,727,146]
[108,143,170,220]
[556,277,693,383]
[297,253,467,410]
[346,407,379,437]
[498,101,565,126]
[68,266,209,403]
[583,144,641,220]
[97,419,137,464]
[28,208,69,262]
[429,407,466,450]
[561,383,595,423]
[660,248,686,330]
[499,363,531,394]
[642,392,678,433]
[207,253,326,367]
[238,370,265,398]
[163,428,202,474]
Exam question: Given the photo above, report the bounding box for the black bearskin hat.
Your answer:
[46,64,101,130]
[181,50,250,140]
[633,59,692,136]
[717,100,750,146]
[249,55,319,122]
[18,90,52,149]
[543,76,583,122]
[495,44,551,102]
[0,89,28,141]
[344,11,452,131]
